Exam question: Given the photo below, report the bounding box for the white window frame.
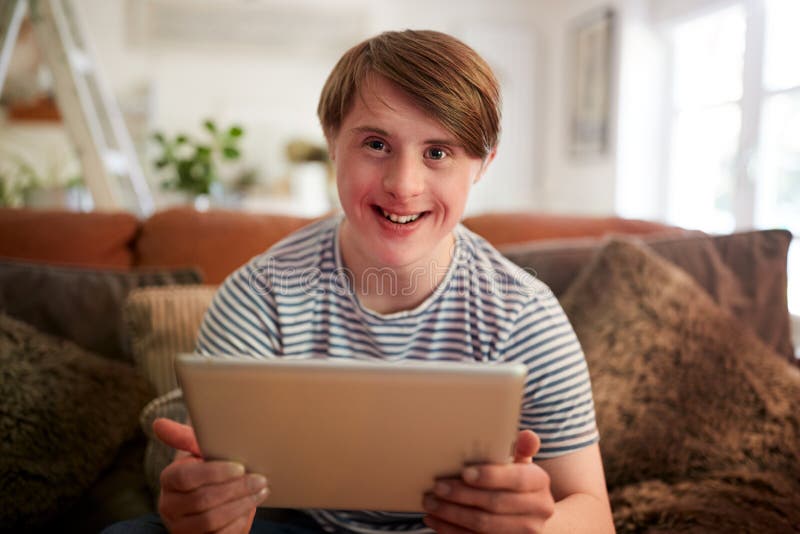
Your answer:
[659,0,800,327]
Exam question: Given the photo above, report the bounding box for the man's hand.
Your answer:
[422,430,554,533]
[154,418,269,534]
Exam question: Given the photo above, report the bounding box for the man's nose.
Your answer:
[383,153,424,200]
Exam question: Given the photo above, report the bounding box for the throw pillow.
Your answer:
[0,259,203,363]
[123,285,218,396]
[139,389,188,497]
[502,229,795,362]
[122,285,216,497]
[610,473,800,532]
[0,314,153,531]
[559,240,800,531]
[710,229,795,358]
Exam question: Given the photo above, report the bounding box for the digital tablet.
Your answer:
[175,354,527,512]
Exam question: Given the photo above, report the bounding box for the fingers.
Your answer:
[422,515,472,533]
[162,488,268,534]
[154,418,203,457]
[422,431,552,533]
[428,479,550,516]
[161,472,268,514]
[159,458,268,534]
[459,462,550,493]
[220,509,258,534]
[423,495,548,534]
[161,458,247,492]
[216,513,254,534]
[513,430,540,463]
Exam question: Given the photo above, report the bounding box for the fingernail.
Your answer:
[463,467,479,483]
[253,487,269,504]
[228,463,245,477]
[423,495,438,511]
[433,482,451,496]
[246,474,268,492]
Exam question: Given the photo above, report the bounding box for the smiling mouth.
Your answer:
[376,207,426,225]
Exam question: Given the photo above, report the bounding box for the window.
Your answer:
[665,0,800,315]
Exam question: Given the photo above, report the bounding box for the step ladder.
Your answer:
[0,0,154,215]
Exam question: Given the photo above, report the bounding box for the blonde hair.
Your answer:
[317,30,501,159]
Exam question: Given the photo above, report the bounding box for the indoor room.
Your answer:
[1,0,798,532]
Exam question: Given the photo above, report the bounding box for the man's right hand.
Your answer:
[154,418,269,534]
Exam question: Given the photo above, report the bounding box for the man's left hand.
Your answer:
[422,430,555,533]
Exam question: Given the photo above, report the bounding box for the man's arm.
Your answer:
[422,431,614,534]
[537,443,614,533]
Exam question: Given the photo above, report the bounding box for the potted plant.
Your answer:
[0,150,88,210]
[151,119,252,208]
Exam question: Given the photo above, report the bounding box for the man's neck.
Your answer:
[340,229,455,315]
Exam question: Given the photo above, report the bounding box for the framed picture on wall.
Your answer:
[567,8,615,159]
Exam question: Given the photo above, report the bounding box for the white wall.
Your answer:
[529,0,668,218]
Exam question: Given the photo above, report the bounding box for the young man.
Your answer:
[108,30,614,534]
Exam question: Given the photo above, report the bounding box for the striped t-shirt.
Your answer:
[196,216,598,533]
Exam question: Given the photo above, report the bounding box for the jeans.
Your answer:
[101,509,326,533]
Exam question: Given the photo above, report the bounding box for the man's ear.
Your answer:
[474,147,497,184]
[326,135,337,162]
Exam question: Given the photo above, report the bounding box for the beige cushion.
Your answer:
[123,285,217,396]
[139,389,187,496]
[560,239,800,531]
[123,285,216,496]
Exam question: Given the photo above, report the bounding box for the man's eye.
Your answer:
[426,147,447,160]
[366,140,386,151]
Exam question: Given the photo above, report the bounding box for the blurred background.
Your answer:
[0,0,798,313]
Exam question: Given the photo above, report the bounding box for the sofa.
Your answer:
[0,206,797,533]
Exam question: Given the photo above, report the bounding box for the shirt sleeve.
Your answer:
[195,260,282,358]
[500,287,599,459]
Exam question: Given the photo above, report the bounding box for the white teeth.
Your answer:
[381,209,422,224]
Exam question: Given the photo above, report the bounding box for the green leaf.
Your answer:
[152,132,166,143]
[155,158,170,169]
[228,125,244,138]
[176,134,189,144]
[196,146,212,158]
[204,120,217,133]
[222,147,240,159]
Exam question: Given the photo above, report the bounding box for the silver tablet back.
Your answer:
[176,354,526,512]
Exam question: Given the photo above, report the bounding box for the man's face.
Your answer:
[330,75,493,273]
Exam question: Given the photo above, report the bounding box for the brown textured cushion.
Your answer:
[710,229,795,359]
[0,260,203,362]
[0,208,139,268]
[502,229,795,362]
[136,207,319,284]
[559,240,800,532]
[124,285,217,396]
[461,212,681,247]
[0,314,153,531]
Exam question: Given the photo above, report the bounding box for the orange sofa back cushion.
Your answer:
[0,208,139,268]
[135,208,319,284]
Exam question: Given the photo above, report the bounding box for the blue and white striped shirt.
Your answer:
[196,216,598,533]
